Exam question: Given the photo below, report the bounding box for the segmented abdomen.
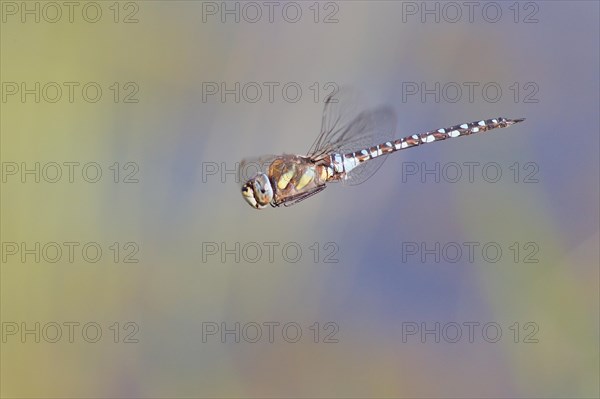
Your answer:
[339,117,523,174]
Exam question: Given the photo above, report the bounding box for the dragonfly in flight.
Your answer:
[239,89,524,209]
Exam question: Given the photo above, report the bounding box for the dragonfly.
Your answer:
[239,89,524,209]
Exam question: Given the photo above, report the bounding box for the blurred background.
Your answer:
[1,1,598,398]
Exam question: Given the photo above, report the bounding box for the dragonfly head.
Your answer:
[241,173,273,209]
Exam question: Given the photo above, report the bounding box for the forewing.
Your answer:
[341,107,397,186]
[307,87,369,158]
[307,88,397,186]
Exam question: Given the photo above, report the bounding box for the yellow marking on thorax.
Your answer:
[295,168,316,191]
[318,166,328,182]
[277,164,295,190]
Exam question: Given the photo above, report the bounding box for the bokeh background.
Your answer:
[1,1,598,398]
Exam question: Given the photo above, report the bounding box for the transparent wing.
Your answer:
[307,88,368,157]
[339,107,397,186]
[237,155,279,186]
[307,88,397,186]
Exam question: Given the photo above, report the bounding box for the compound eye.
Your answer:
[241,184,259,209]
[253,174,273,206]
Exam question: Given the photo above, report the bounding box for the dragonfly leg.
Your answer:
[273,185,327,207]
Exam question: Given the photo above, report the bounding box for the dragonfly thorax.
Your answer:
[241,173,273,209]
